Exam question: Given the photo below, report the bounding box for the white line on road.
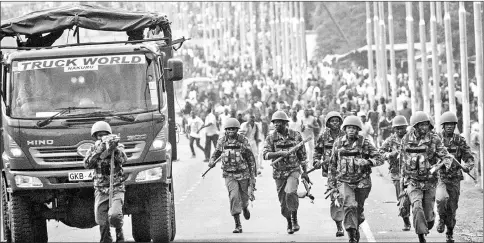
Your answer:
[361,221,376,242]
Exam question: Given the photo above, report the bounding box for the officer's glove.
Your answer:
[208,159,216,168]
[461,166,470,173]
[94,141,106,154]
[388,151,399,159]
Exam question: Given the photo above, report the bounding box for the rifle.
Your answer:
[102,134,120,207]
[429,155,476,181]
[270,136,313,166]
[201,156,222,178]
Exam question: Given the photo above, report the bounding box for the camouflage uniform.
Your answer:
[314,128,345,224]
[84,140,127,243]
[211,134,256,216]
[263,129,307,219]
[436,132,474,232]
[400,130,453,235]
[328,135,383,231]
[380,133,410,218]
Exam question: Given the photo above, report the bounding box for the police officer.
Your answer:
[400,111,454,243]
[208,118,257,233]
[327,115,383,243]
[379,115,411,231]
[435,111,475,243]
[263,110,309,234]
[84,121,127,243]
[313,111,345,237]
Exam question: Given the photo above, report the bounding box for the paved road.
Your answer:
[4,134,449,242]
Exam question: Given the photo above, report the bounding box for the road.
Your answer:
[6,135,449,242]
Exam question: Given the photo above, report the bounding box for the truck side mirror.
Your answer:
[166,59,183,82]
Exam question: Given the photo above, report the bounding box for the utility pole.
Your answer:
[406,2,418,113]
[295,2,303,89]
[366,2,375,109]
[430,2,442,132]
[374,3,382,99]
[419,2,431,114]
[388,2,397,111]
[240,2,247,68]
[444,2,456,114]
[379,2,388,100]
[283,2,291,79]
[269,2,277,76]
[459,2,470,146]
[473,2,484,189]
[299,2,307,67]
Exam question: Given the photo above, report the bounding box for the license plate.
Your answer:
[68,170,94,181]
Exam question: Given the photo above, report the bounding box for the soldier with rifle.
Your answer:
[263,110,310,234]
[379,115,412,231]
[434,111,475,243]
[84,121,127,243]
[327,116,383,243]
[400,111,454,243]
[208,118,257,233]
[313,111,346,237]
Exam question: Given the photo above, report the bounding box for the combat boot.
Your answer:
[243,207,250,220]
[355,228,360,243]
[402,217,411,231]
[99,224,113,243]
[232,214,242,233]
[418,233,426,243]
[335,221,344,237]
[115,227,125,243]
[437,217,445,233]
[290,211,300,232]
[446,228,454,243]
[286,216,294,234]
[347,228,357,243]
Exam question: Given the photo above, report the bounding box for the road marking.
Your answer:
[176,178,202,204]
[361,221,376,242]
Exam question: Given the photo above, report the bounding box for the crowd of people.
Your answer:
[177,46,481,243]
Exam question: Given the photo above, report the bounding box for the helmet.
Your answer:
[324,111,343,126]
[410,111,432,127]
[341,115,363,130]
[392,115,408,127]
[91,121,112,137]
[225,118,240,129]
[440,111,458,125]
[271,110,289,122]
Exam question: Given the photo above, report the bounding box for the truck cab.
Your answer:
[1,4,183,243]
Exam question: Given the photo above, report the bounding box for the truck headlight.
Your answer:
[7,135,24,157]
[135,167,163,182]
[150,128,166,151]
[15,175,43,188]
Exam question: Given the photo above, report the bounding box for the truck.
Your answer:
[0,4,185,243]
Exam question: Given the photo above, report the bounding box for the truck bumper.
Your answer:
[4,159,171,192]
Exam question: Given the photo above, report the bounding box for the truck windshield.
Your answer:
[10,54,161,119]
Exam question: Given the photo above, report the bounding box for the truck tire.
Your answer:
[170,183,176,241]
[149,183,171,243]
[131,212,151,242]
[32,216,47,243]
[10,195,34,243]
[1,179,11,243]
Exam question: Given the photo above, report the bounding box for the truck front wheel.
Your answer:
[149,183,172,243]
[10,194,48,243]
[131,212,151,242]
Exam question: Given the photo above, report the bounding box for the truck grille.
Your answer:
[29,142,146,164]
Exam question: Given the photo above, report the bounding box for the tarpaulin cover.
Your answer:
[0,4,170,39]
